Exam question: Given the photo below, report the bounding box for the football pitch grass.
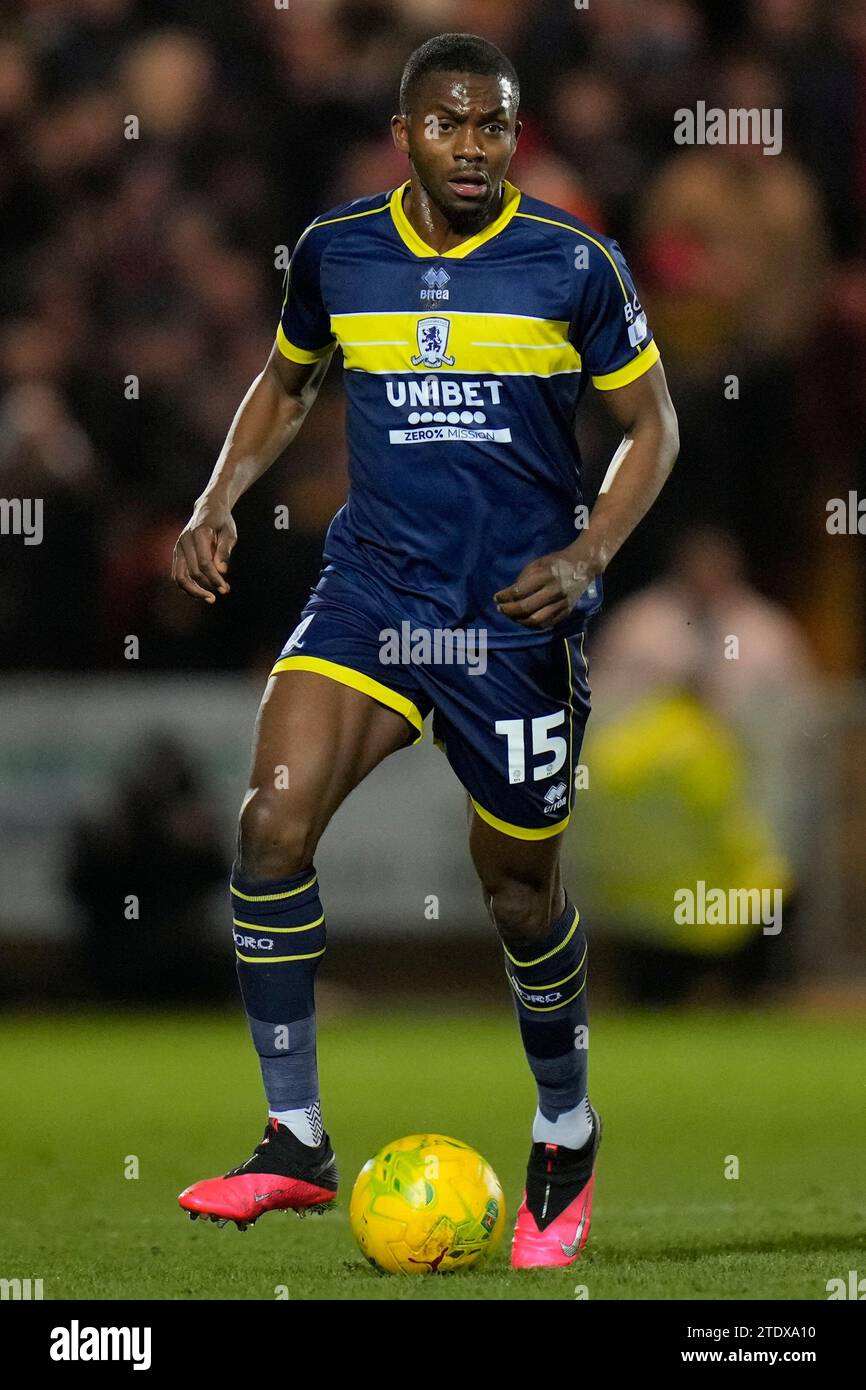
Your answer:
[2,1005,864,1301]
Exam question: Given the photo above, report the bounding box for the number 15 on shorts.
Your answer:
[495,713,567,785]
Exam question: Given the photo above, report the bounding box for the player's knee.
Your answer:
[237,787,319,879]
[488,877,552,946]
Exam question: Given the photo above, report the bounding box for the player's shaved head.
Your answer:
[399,32,520,117]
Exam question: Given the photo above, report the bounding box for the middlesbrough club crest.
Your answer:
[411,316,455,368]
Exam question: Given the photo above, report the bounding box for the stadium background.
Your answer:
[1,0,865,1301]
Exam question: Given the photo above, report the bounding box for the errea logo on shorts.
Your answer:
[543,782,568,815]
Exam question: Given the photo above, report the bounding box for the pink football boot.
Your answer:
[178,1118,337,1230]
[512,1107,602,1268]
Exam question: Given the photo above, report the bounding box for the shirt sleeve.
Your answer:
[569,238,659,390]
[276,226,336,364]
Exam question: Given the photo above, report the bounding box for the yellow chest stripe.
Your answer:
[329,311,581,377]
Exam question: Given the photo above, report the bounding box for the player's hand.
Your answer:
[494,551,595,630]
[172,502,237,604]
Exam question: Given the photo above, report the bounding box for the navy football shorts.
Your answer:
[271,564,591,841]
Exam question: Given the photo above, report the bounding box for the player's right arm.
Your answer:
[172,348,330,603]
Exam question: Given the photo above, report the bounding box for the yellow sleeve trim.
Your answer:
[276,322,336,364]
[270,655,424,744]
[592,339,660,391]
[469,796,570,842]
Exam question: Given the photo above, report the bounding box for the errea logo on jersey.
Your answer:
[420,266,450,302]
[411,317,455,368]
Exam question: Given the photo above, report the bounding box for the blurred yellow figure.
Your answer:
[565,691,792,957]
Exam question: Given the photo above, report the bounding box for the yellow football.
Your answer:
[349,1133,505,1275]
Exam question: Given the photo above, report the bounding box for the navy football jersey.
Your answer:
[278,179,659,647]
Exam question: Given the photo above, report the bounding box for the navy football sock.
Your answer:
[230,864,326,1146]
[501,892,591,1147]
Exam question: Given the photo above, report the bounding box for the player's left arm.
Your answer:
[495,360,679,629]
[497,229,679,629]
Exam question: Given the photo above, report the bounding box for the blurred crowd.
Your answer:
[1,0,864,673]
